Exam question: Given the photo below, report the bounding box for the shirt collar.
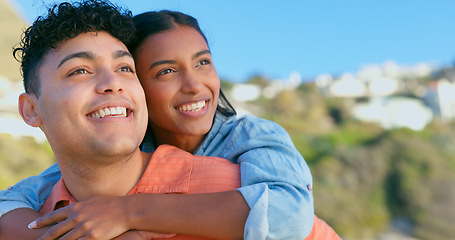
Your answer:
[39,178,75,214]
[41,145,194,214]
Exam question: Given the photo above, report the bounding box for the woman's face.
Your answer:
[135,25,220,143]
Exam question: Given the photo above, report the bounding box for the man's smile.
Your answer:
[88,106,128,118]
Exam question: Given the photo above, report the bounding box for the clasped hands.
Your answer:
[29,195,176,240]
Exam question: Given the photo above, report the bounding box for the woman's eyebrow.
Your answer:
[148,50,211,70]
[149,60,177,70]
[192,50,211,60]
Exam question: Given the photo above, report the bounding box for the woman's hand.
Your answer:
[29,195,174,240]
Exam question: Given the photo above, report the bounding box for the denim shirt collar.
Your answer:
[140,112,231,155]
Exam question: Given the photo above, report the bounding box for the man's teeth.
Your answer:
[90,107,127,118]
[178,100,206,112]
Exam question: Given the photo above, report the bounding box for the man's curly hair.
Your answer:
[13,0,135,97]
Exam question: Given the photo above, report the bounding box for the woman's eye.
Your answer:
[156,68,174,77]
[197,59,210,66]
[68,68,88,76]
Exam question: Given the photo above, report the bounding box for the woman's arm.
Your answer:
[217,115,315,239]
[31,192,249,240]
[0,208,49,239]
[128,191,249,239]
[28,146,250,239]
[0,163,61,239]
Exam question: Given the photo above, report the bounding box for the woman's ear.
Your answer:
[18,93,42,127]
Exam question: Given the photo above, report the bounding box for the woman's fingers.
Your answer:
[29,207,68,229]
[36,218,75,240]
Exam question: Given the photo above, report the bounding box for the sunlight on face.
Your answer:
[134,26,220,148]
[35,31,147,162]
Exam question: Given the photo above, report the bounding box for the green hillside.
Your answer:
[249,81,455,240]
[0,0,27,81]
[2,79,454,239]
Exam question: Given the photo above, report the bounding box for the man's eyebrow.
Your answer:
[57,51,95,69]
[57,50,133,69]
[113,50,133,60]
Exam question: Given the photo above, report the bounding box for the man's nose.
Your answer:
[96,70,123,94]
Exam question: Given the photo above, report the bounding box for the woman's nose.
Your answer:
[180,72,202,94]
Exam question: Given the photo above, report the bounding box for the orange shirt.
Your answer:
[40,144,341,240]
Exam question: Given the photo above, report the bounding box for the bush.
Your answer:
[0,134,55,190]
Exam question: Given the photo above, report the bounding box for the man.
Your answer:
[0,1,249,239]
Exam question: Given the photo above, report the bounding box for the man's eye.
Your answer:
[118,66,135,73]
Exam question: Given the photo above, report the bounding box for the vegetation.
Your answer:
[2,78,454,239]
[0,0,27,81]
[0,133,55,190]
[246,81,455,239]
[1,1,453,238]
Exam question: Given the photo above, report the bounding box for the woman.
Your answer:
[0,8,315,240]
[132,10,315,238]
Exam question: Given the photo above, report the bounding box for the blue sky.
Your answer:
[10,0,455,83]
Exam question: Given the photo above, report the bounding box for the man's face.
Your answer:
[22,31,148,163]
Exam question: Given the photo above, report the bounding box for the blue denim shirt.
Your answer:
[0,113,314,239]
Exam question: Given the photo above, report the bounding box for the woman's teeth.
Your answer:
[90,107,127,118]
[177,100,206,112]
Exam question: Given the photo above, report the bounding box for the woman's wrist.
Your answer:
[124,194,143,230]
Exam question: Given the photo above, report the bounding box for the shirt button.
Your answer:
[307,184,312,191]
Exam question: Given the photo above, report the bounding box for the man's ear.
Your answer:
[18,93,42,127]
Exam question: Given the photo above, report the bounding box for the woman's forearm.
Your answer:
[128,191,250,240]
[0,208,49,239]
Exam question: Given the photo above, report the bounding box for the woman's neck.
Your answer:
[152,131,206,153]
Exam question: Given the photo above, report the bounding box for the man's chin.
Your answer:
[91,141,140,159]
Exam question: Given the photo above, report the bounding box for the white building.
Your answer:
[423,79,455,122]
[328,73,367,97]
[0,76,46,142]
[316,61,433,98]
[263,71,302,99]
[231,84,261,102]
[352,96,433,131]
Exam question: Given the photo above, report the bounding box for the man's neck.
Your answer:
[59,150,151,201]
